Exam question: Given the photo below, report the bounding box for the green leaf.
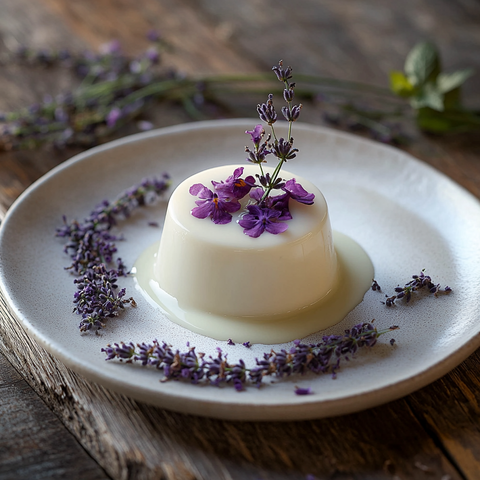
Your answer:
[404,42,440,87]
[389,71,414,97]
[437,68,474,93]
[417,107,480,133]
[411,83,444,111]
[443,87,461,110]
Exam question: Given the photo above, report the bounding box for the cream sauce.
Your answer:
[133,231,374,344]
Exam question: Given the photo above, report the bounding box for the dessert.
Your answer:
[154,164,337,318]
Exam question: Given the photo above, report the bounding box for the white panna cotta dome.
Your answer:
[154,165,337,318]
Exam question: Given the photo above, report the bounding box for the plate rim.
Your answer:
[1,118,480,421]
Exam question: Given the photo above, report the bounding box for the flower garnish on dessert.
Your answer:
[189,60,313,238]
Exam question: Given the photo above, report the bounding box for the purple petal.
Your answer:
[245,124,264,145]
[265,221,288,235]
[189,183,207,196]
[219,198,241,213]
[242,222,265,238]
[269,192,292,220]
[211,207,233,225]
[249,187,264,202]
[191,202,214,219]
[232,167,244,179]
[284,179,315,205]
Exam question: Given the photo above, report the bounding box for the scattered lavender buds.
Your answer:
[74,264,136,332]
[0,35,181,150]
[102,323,399,390]
[57,175,170,331]
[383,270,452,307]
[190,60,314,238]
[371,279,382,292]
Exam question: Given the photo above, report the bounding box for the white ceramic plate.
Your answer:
[1,119,480,421]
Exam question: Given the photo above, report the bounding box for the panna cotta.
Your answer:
[154,165,337,318]
[134,164,374,344]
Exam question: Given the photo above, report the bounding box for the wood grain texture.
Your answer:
[0,352,109,480]
[1,0,480,479]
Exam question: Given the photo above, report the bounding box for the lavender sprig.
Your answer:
[384,269,452,306]
[256,60,302,201]
[102,322,398,390]
[57,175,171,331]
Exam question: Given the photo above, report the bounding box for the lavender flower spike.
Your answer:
[190,183,240,224]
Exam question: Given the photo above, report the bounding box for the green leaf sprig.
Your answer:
[390,42,479,133]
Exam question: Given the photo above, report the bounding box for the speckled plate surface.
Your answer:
[1,119,480,421]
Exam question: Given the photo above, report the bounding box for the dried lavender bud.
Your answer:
[57,176,170,332]
[384,270,452,307]
[271,137,298,161]
[294,386,312,395]
[281,104,302,122]
[103,323,398,390]
[283,87,295,103]
[371,279,381,292]
[245,141,271,164]
[272,60,292,82]
[57,175,170,275]
[257,94,277,125]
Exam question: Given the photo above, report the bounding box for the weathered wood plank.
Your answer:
[0,352,110,480]
[186,0,480,104]
[407,350,480,480]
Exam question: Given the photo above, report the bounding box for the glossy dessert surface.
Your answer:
[154,165,337,318]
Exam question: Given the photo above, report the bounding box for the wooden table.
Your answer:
[1,1,480,479]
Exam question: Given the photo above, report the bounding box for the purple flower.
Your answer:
[239,205,288,238]
[283,178,315,205]
[212,167,255,200]
[268,192,292,220]
[245,124,264,147]
[190,183,240,225]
